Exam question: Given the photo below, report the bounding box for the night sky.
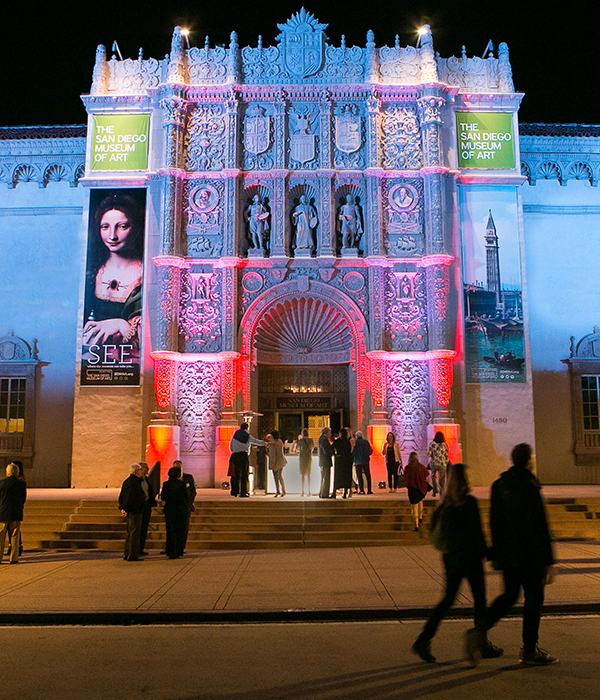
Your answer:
[2,0,598,127]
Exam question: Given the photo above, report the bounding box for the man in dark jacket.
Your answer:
[118,463,146,562]
[318,427,333,498]
[353,431,373,494]
[467,443,557,666]
[0,463,27,564]
[139,462,156,556]
[173,460,196,552]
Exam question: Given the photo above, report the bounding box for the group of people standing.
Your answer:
[118,460,196,561]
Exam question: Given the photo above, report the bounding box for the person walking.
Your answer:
[353,431,373,494]
[297,429,314,497]
[229,423,268,498]
[160,465,189,559]
[268,431,287,496]
[0,463,27,565]
[382,432,402,493]
[5,460,25,558]
[466,443,558,666]
[428,432,449,497]
[318,427,334,498]
[403,452,429,531]
[118,463,146,562]
[138,462,156,556]
[412,463,503,664]
[332,428,353,499]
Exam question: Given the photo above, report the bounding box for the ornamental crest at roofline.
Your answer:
[277,8,327,79]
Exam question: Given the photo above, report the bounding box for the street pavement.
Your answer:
[2,617,598,699]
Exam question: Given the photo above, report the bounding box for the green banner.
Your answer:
[456,112,515,170]
[91,114,150,171]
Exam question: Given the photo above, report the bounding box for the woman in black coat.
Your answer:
[160,465,189,559]
[332,428,353,499]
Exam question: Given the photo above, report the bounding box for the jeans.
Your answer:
[431,467,446,496]
[480,564,546,650]
[419,552,486,642]
[386,463,399,489]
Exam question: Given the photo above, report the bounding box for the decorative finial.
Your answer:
[91,44,109,95]
[462,45,467,60]
[498,42,514,92]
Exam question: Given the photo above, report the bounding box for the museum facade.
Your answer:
[2,10,599,488]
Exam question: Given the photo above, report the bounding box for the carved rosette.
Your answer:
[386,360,430,454]
[153,355,178,410]
[430,355,453,407]
[177,361,220,454]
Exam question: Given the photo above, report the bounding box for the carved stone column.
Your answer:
[423,256,453,351]
[273,90,287,170]
[318,174,335,257]
[368,266,385,352]
[271,174,287,256]
[365,90,381,168]
[366,173,383,256]
[90,45,108,95]
[225,90,239,169]
[221,265,237,352]
[418,94,444,168]
[160,95,187,257]
[319,89,333,170]
[423,173,444,256]
[154,257,184,353]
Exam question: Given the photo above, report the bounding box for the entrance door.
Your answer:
[278,413,302,445]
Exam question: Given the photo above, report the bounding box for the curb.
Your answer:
[1,602,599,626]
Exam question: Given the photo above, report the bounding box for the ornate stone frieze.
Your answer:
[243,104,274,171]
[177,360,220,453]
[429,354,453,408]
[288,104,319,170]
[185,104,226,171]
[334,103,364,170]
[386,359,430,454]
[155,260,183,351]
[152,354,178,411]
[180,270,222,353]
[379,41,420,85]
[383,178,424,257]
[188,39,228,84]
[323,37,364,81]
[185,180,224,258]
[382,104,422,171]
[384,270,428,351]
[436,48,499,91]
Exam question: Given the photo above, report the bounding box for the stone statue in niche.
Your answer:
[338,195,363,249]
[244,194,270,253]
[292,195,318,254]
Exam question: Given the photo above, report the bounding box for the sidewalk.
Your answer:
[1,540,599,624]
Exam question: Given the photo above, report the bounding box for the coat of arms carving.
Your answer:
[290,114,315,164]
[335,105,361,154]
[244,105,270,155]
[277,9,327,79]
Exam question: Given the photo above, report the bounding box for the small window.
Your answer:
[582,375,600,431]
[0,377,26,433]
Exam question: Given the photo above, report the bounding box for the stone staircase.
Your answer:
[18,497,600,551]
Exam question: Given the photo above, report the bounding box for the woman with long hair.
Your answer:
[403,452,429,530]
[428,431,449,497]
[268,430,287,497]
[381,432,402,493]
[332,427,353,499]
[83,192,144,354]
[412,463,502,664]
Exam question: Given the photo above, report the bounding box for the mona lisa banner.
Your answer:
[80,189,146,386]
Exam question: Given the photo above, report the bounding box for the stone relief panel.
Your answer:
[382,178,424,257]
[188,41,228,84]
[386,359,430,454]
[323,37,365,81]
[242,103,274,171]
[333,103,365,170]
[177,360,220,453]
[384,269,428,351]
[185,180,224,257]
[288,104,320,170]
[185,103,226,171]
[379,42,420,85]
[180,269,223,353]
[382,104,422,171]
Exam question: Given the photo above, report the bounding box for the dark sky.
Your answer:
[1,0,598,126]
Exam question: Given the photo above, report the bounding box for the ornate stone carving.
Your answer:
[291,194,318,254]
[244,194,270,253]
[180,271,222,353]
[153,355,178,410]
[186,104,226,171]
[167,27,188,84]
[243,104,273,170]
[289,106,319,169]
[155,261,183,351]
[334,104,364,170]
[188,38,228,84]
[338,195,363,250]
[382,104,422,170]
[242,39,282,81]
[177,360,220,453]
[436,45,507,92]
[430,355,453,407]
[385,270,428,351]
[384,179,423,256]
[386,359,430,454]
[379,41,420,84]
[186,181,224,258]
[424,173,444,255]
[323,36,364,81]
[91,45,109,95]
[276,8,327,79]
